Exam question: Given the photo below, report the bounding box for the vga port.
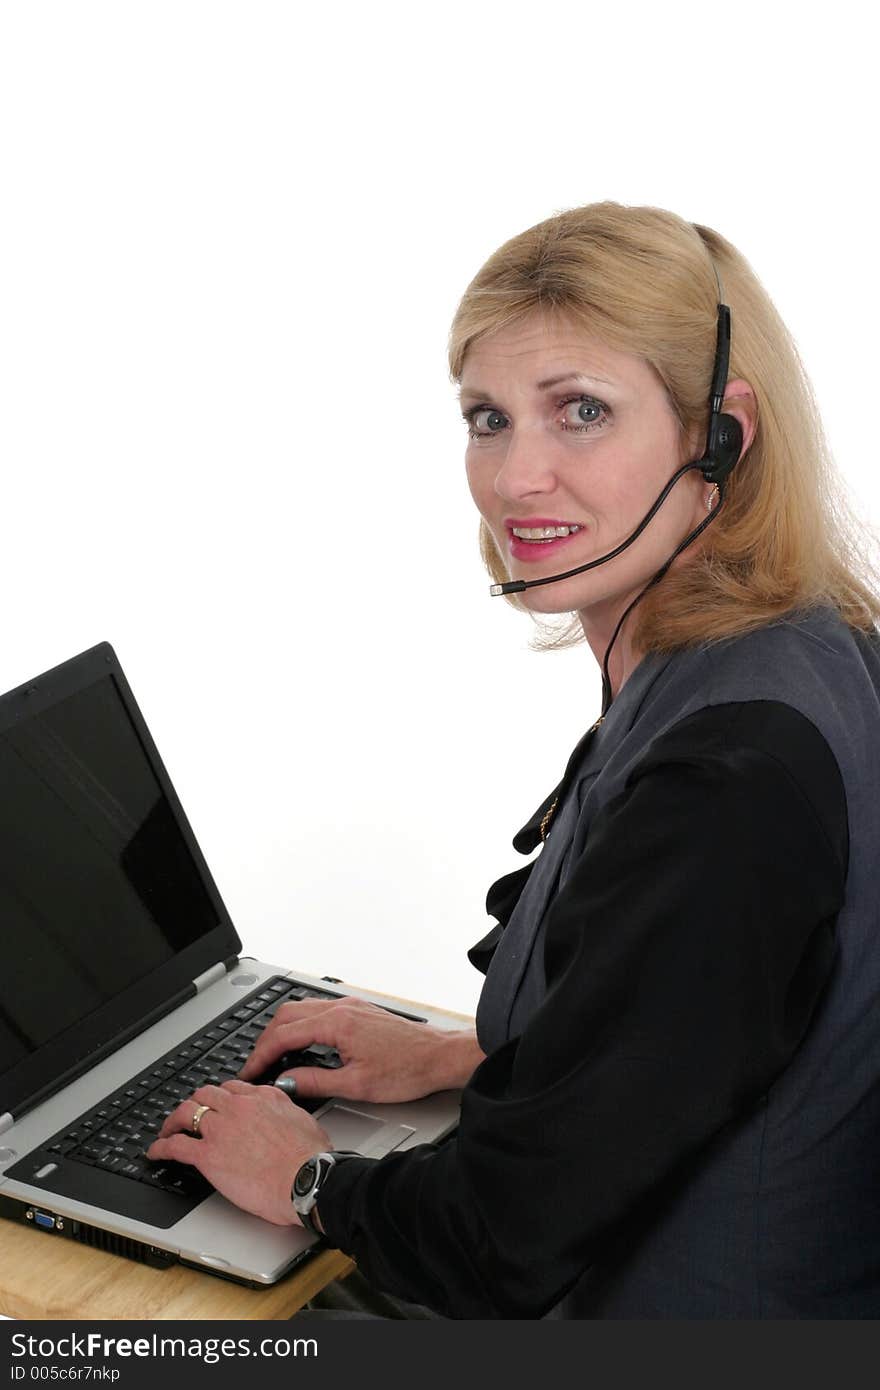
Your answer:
[30,1209,58,1231]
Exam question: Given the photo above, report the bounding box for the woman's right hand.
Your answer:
[237,994,484,1105]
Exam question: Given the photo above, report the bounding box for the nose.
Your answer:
[492,427,559,503]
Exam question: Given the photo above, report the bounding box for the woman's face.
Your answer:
[460,311,713,638]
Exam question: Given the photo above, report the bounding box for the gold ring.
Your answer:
[190,1103,212,1136]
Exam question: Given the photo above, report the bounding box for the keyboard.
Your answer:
[41,976,351,1200]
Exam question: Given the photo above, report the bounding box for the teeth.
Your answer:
[511,524,581,540]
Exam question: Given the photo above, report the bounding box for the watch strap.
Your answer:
[293,1150,361,1237]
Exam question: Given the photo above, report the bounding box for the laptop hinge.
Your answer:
[0,1113,13,1136]
[192,961,228,994]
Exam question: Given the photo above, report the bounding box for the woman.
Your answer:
[147,202,880,1317]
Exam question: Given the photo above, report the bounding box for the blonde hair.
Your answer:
[447,202,880,652]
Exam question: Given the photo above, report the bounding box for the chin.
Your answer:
[519,579,629,630]
[517,582,588,617]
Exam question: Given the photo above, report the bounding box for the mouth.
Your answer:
[504,518,584,564]
[510,523,582,542]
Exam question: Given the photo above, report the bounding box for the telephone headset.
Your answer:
[488,256,744,716]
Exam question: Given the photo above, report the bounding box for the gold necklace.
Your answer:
[540,715,605,842]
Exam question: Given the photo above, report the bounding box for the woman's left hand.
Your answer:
[146,1080,331,1227]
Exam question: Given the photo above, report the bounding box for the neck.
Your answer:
[578,604,643,704]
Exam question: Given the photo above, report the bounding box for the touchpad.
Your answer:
[318,1104,415,1157]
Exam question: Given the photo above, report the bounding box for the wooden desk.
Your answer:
[0,989,473,1321]
[0,1226,355,1321]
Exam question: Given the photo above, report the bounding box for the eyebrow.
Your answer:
[457,371,615,403]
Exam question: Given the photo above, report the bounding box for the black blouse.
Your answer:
[318,700,849,1318]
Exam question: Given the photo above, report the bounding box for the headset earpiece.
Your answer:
[700,412,743,485]
[697,304,743,486]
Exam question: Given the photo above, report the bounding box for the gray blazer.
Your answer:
[476,603,880,1317]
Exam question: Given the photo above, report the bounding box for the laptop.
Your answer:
[0,642,462,1286]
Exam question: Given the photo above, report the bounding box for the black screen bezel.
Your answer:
[0,641,243,1119]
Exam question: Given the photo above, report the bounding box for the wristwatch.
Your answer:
[292,1150,361,1236]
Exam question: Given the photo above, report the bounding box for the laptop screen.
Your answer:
[0,673,222,1082]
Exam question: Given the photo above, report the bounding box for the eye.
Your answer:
[463,406,508,439]
[559,396,610,432]
[461,395,611,440]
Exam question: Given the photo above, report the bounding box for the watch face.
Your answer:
[294,1160,318,1197]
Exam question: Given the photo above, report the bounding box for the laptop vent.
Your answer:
[70,1221,173,1266]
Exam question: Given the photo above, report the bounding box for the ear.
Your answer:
[721,380,758,457]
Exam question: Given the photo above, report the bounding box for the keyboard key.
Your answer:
[303,1044,344,1069]
[148,1084,177,1106]
[80,1143,112,1162]
[96,1129,126,1146]
[97,1153,127,1172]
[163,1082,191,1100]
[48,1138,79,1156]
[164,1169,212,1197]
[117,1118,145,1137]
[236,1025,262,1042]
[141,1163,173,1187]
[141,1160,211,1198]
[116,1135,144,1154]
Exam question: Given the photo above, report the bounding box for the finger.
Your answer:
[156,1091,221,1140]
[239,1016,348,1080]
[189,1083,232,1108]
[218,1079,296,1118]
[249,995,365,1037]
[273,997,354,1019]
[250,998,345,1050]
[145,1132,206,1165]
[239,1004,343,1079]
[219,1079,259,1095]
[279,1065,349,1101]
[155,1099,199,1140]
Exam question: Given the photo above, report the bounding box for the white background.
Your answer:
[1,0,878,1026]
